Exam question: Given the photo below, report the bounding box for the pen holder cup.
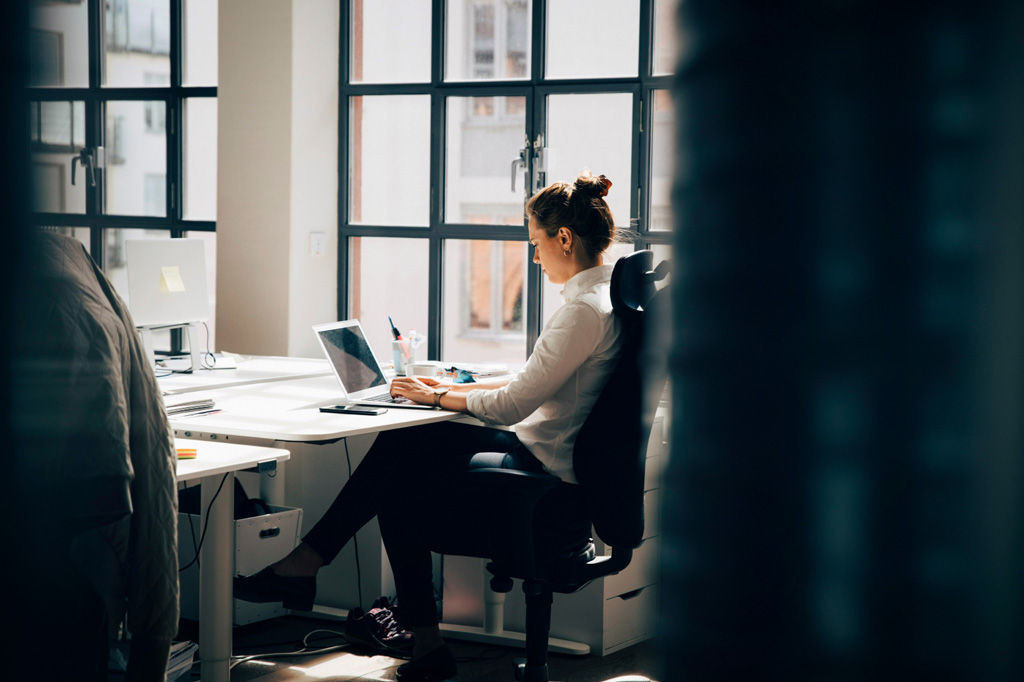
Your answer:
[392,340,418,375]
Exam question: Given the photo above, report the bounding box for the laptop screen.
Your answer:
[315,322,388,392]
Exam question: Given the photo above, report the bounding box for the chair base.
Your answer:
[438,622,590,655]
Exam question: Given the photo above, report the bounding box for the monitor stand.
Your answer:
[140,322,204,373]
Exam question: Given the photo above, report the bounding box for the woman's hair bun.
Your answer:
[574,170,612,199]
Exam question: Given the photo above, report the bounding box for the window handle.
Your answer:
[70,147,105,187]
[511,144,529,192]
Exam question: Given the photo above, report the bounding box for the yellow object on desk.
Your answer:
[176,448,197,459]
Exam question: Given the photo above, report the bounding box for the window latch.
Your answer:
[511,140,529,193]
[71,147,105,187]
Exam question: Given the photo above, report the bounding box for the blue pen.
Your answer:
[389,316,411,360]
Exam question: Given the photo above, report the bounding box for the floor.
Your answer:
[172,614,661,681]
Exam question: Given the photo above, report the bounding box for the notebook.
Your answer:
[313,320,434,409]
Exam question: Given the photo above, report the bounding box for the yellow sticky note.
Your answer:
[177,448,197,459]
[161,266,186,293]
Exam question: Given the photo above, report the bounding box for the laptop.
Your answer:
[313,320,434,409]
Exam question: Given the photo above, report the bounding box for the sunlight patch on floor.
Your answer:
[289,652,402,680]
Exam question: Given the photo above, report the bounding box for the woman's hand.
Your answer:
[390,376,438,406]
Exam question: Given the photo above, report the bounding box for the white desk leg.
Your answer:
[199,471,235,682]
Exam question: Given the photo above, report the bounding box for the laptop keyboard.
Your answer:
[365,392,415,404]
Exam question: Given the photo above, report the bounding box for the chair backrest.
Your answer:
[573,250,670,550]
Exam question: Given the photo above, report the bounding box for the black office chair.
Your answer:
[425,250,671,682]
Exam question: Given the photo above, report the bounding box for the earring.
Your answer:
[563,248,572,256]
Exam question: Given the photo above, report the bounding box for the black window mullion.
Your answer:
[525,0,545,350]
[170,0,182,87]
[639,0,654,79]
[170,0,185,228]
[429,0,444,359]
[631,85,643,234]
[336,0,352,322]
[168,0,183,355]
[167,93,180,222]
[88,0,103,260]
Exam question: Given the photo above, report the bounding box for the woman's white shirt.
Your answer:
[466,264,621,484]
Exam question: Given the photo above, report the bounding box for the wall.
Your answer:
[217,0,339,358]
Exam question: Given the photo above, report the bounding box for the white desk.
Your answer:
[166,360,587,657]
[159,355,333,395]
[175,438,290,682]
[170,373,462,445]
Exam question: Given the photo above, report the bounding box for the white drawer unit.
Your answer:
[178,505,303,626]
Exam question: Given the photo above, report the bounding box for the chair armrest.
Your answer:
[557,546,634,592]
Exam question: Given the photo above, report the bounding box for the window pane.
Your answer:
[653,0,680,76]
[29,1,89,87]
[185,231,219,350]
[104,0,171,87]
[184,98,217,220]
[30,101,86,213]
[183,0,218,86]
[104,227,174,352]
[649,243,673,290]
[443,240,528,364]
[650,89,674,231]
[38,100,85,147]
[352,0,431,84]
[104,100,167,216]
[349,95,431,226]
[546,0,638,79]
[546,92,633,227]
[541,242,634,327]
[349,237,430,366]
[445,96,527,225]
[445,0,531,82]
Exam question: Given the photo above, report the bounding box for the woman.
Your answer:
[235,170,623,681]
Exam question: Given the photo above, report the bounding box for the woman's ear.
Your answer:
[558,226,573,249]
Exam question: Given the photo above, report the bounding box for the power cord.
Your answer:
[179,481,201,572]
[199,321,218,369]
[344,438,364,611]
[227,628,351,670]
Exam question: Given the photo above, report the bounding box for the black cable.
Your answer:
[344,438,364,611]
[178,472,230,572]
[199,321,216,369]
[179,481,201,573]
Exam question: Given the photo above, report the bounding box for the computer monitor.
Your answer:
[125,238,210,370]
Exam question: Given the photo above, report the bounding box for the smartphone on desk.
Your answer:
[319,405,387,416]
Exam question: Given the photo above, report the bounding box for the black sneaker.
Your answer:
[344,598,414,654]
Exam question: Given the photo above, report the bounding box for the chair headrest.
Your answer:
[611,249,672,315]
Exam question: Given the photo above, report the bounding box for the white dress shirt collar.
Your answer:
[561,263,616,303]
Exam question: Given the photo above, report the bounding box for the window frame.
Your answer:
[25,0,217,353]
[340,0,674,361]
[25,0,217,255]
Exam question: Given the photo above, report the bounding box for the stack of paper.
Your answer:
[167,640,199,681]
[163,395,216,417]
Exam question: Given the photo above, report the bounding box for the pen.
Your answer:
[389,316,411,361]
